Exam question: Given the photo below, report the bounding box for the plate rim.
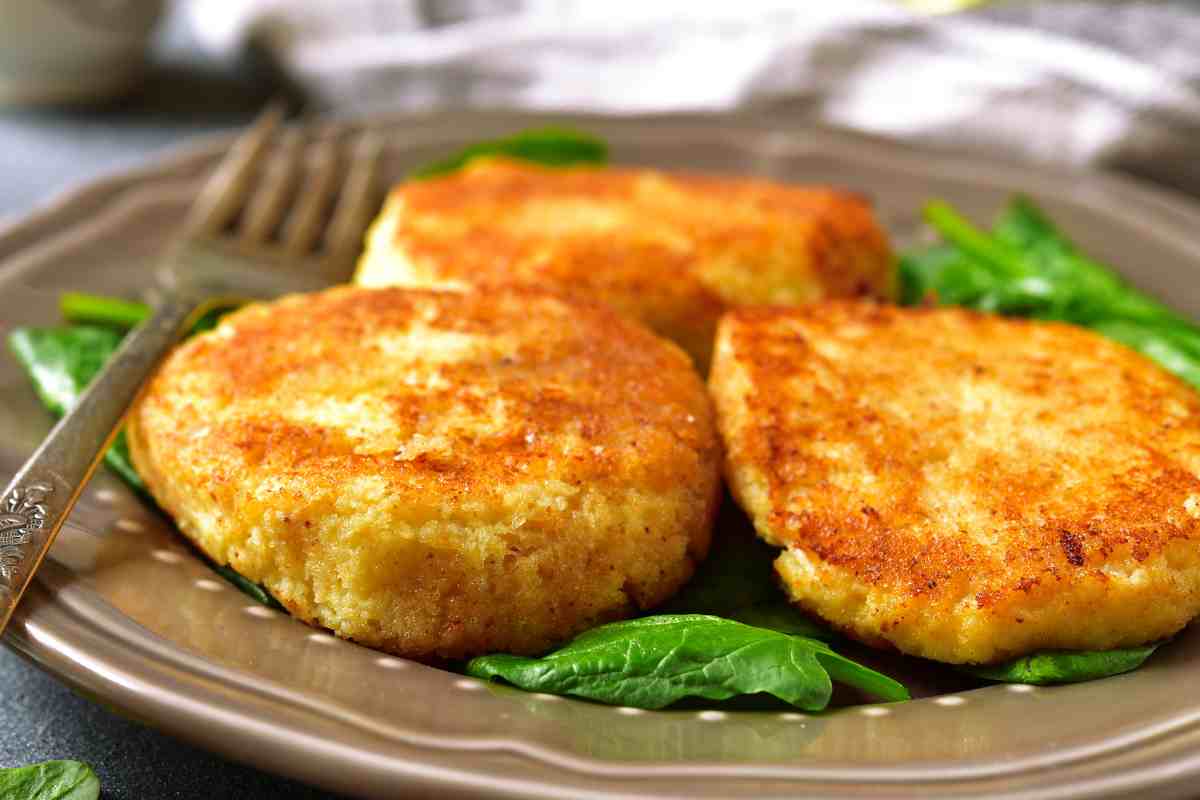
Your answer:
[6,109,1200,800]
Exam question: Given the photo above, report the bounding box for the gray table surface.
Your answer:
[0,14,346,800]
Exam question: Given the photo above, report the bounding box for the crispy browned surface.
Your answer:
[711,302,1200,663]
[127,285,721,659]
[354,158,894,369]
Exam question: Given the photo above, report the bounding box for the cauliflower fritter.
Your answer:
[710,301,1200,664]
[354,158,893,370]
[127,285,721,660]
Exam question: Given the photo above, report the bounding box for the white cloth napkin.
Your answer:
[183,0,1200,193]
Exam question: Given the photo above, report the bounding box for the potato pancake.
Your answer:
[710,301,1200,664]
[127,285,721,660]
[354,158,894,370]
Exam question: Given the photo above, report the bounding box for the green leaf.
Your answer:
[8,326,143,491]
[899,244,998,308]
[466,614,908,710]
[665,518,783,613]
[907,197,1200,394]
[728,603,831,639]
[924,200,1028,282]
[212,564,285,611]
[60,291,150,331]
[8,314,281,609]
[189,306,230,335]
[991,197,1183,327]
[410,127,607,179]
[0,760,99,800]
[7,326,122,416]
[60,293,234,336]
[966,644,1160,685]
[1090,318,1200,389]
[664,516,832,640]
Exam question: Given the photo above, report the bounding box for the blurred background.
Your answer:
[4,0,1200,221]
[3,1,1200,798]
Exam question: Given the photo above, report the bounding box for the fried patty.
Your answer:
[354,158,894,370]
[127,285,721,660]
[710,302,1200,664]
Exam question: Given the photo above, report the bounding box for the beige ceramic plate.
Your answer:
[4,113,1200,800]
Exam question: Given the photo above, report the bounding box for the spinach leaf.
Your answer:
[908,196,1200,392]
[966,644,1159,685]
[60,291,151,331]
[8,326,143,490]
[916,198,1162,323]
[7,326,122,415]
[991,197,1186,327]
[664,513,832,640]
[59,292,229,336]
[1090,318,1200,389]
[409,127,607,179]
[8,312,279,608]
[466,614,908,710]
[212,564,285,611]
[728,603,831,639]
[0,760,99,800]
[898,244,989,307]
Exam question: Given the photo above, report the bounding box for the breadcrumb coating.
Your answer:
[711,301,1200,664]
[128,285,721,659]
[355,158,893,370]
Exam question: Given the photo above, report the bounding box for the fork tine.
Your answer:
[281,132,342,256]
[240,127,305,242]
[326,129,384,258]
[185,103,285,236]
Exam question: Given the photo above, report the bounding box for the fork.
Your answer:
[0,107,383,634]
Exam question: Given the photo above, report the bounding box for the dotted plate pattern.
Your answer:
[1,112,1200,799]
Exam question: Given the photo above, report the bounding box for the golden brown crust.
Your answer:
[711,301,1200,663]
[127,285,721,659]
[354,159,894,369]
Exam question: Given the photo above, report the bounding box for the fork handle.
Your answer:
[0,291,198,635]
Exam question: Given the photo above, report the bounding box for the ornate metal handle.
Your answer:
[0,291,198,634]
